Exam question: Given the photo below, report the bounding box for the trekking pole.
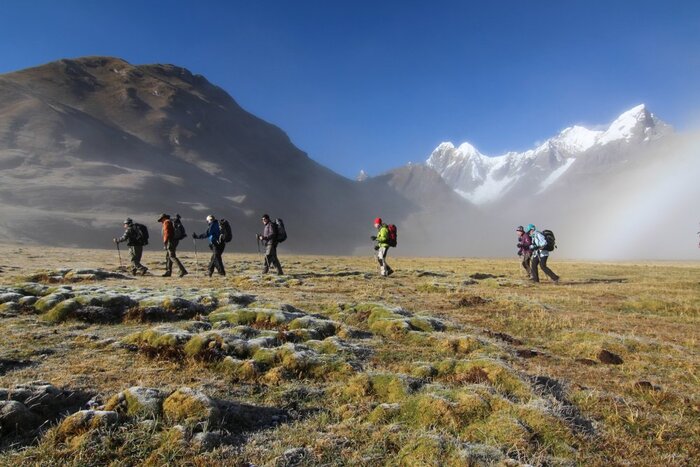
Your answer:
[257,236,269,271]
[116,242,123,268]
[193,237,199,275]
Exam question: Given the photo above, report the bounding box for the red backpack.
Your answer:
[387,224,398,247]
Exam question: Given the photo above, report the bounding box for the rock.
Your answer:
[516,349,540,358]
[456,295,489,307]
[484,330,524,346]
[105,387,164,417]
[0,358,34,376]
[597,349,624,365]
[0,292,23,303]
[275,447,311,467]
[163,387,220,428]
[73,305,124,323]
[416,271,447,278]
[18,296,38,306]
[470,273,499,280]
[55,410,119,442]
[0,400,41,433]
[191,431,223,452]
[186,321,212,332]
[634,381,661,391]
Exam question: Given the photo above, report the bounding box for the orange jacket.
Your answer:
[162,219,174,243]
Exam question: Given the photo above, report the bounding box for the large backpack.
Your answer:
[542,229,556,251]
[219,219,233,243]
[134,223,149,246]
[275,218,287,243]
[173,215,187,241]
[387,224,398,248]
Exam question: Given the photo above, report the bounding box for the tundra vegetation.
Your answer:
[0,245,698,466]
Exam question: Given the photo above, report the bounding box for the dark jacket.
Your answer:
[262,221,278,246]
[518,232,532,255]
[117,225,140,247]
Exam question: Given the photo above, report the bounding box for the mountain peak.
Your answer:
[598,104,670,145]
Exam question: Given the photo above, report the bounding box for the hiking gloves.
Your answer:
[371,236,377,241]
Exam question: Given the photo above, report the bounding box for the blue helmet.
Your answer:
[526,224,536,232]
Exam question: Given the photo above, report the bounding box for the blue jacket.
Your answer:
[198,221,221,245]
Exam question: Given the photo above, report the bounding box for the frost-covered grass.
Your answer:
[0,246,698,465]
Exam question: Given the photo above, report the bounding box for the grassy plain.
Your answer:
[0,244,698,466]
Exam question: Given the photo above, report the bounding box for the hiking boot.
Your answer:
[131,269,138,276]
[179,270,189,278]
[262,268,269,274]
[161,272,172,277]
[140,267,149,276]
[387,268,394,276]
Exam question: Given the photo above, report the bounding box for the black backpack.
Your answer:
[134,223,149,246]
[275,218,287,243]
[219,219,233,243]
[542,229,556,251]
[173,215,187,241]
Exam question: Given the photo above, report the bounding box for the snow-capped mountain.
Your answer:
[427,105,672,204]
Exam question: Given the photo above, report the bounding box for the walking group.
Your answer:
[113,213,274,278]
[516,224,560,283]
[115,214,556,282]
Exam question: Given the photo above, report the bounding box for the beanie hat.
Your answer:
[516,225,524,232]
[157,213,170,222]
[124,218,133,225]
[374,217,383,225]
[526,223,536,232]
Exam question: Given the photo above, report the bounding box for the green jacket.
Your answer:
[376,224,390,248]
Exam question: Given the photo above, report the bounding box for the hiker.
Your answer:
[257,214,284,275]
[113,218,148,275]
[192,215,225,277]
[516,225,532,278]
[371,217,394,277]
[157,213,188,278]
[527,224,559,283]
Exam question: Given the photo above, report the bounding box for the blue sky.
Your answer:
[1,1,698,178]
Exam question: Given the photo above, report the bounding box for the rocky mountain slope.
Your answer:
[0,57,423,252]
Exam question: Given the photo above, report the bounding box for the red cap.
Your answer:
[374,217,382,225]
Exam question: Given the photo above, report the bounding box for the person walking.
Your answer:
[158,213,188,278]
[516,225,532,278]
[193,215,225,277]
[372,217,394,277]
[257,214,283,275]
[113,218,148,275]
[527,224,559,283]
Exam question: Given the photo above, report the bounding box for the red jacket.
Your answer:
[162,219,174,243]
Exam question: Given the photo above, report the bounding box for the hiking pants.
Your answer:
[263,243,283,274]
[208,242,226,276]
[531,253,559,283]
[521,251,532,277]
[377,247,393,276]
[165,240,187,274]
[129,245,147,274]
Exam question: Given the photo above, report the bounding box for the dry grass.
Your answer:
[0,244,698,465]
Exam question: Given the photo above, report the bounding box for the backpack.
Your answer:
[219,219,233,243]
[542,229,556,251]
[275,218,287,243]
[173,215,187,241]
[134,223,149,246]
[387,224,398,248]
